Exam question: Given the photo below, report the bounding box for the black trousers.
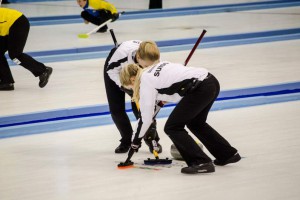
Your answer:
[149,0,162,9]
[0,15,46,83]
[104,48,159,146]
[0,15,46,84]
[81,10,111,31]
[104,48,136,146]
[164,74,238,166]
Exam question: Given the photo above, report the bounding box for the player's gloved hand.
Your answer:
[131,137,142,152]
[157,101,166,107]
[120,86,133,97]
[111,13,119,22]
[144,121,157,143]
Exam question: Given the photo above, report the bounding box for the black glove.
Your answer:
[131,137,142,152]
[111,13,119,22]
[120,86,133,97]
[144,121,159,151]
[144,121,157,142]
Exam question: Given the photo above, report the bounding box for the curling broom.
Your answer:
[78,19,112,39]
[78,11,125,39]
[184,29,207,66]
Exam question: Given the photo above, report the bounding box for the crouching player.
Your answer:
[77,0,119,33]
[120,61,241,174]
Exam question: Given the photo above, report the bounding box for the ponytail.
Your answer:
[120,64,146,102]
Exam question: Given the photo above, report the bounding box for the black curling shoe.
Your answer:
[115,144,130,154]
[39,67,53,88]
[214,153,241,166]
[181,162,215,174]
[0,83,14,91]
[97,25,108,33]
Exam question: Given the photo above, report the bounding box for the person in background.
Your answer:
[1,0,10,4]
[76,0,119,33]
[0,8,53,91]
[120,61,241,174]
[149,0,162,9]
[104,40,163,154]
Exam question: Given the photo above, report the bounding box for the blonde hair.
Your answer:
[136,41,160,62]
[120,64,146,102]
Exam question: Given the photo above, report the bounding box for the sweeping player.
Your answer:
[0,8,52,91]
[119,61,241,174]
[104,40,163,154]
[77,0,119,33]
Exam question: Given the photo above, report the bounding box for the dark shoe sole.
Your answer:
[115,145,130,154]
[115,149,130,154]
[181,162,215,174]
[97,25,108,33]
[0,84,14,91]
[0,87,14,91]
[214,153,241,166]
[39,67,53,88]
[97,29,108,33]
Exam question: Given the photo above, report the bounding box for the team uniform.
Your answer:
[80,0,118,32]
[0,8,52,90]
[134,61,240,173]
[104,40,160,153]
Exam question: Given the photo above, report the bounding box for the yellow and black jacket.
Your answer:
[0,8,23,36]
[83,0,118,17]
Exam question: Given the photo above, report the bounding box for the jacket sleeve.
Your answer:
[132,77,157,140]
[89,0,118,14]
[106,48,128,88]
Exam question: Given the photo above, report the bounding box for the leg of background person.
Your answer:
[149,0,162,9]
[81,11,108,32]
[1,0,10,4]
[0,37,14,84]
[7,15,46,77]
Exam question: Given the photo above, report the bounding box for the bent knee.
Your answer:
[8,52,22,63]
[11,57,22,65]
[164,123,177,136]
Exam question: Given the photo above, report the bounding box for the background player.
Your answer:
[77,0,119,33]
[0,8,52,91]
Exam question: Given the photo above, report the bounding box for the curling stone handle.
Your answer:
[153,150,159,159]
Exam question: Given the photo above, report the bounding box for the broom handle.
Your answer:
[87,11,125,36]
[109,29,118,47]
[184,29,207,66]
[87,19,112,35]
[124,148,135,163]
